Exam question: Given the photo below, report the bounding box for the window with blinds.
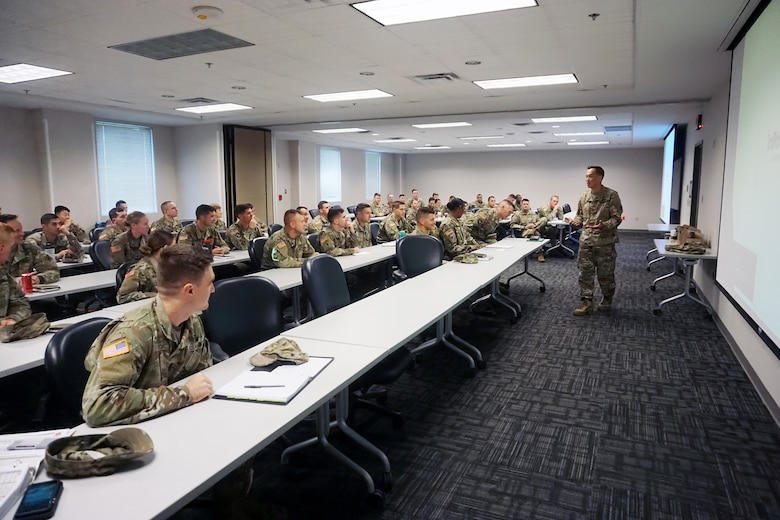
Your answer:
[95,121,157,215]
[319,146,342,202]
[365,151,381,199]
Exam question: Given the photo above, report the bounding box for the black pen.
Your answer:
[244,385,285,388]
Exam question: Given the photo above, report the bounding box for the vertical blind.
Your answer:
[95,121,157,215]
[319,146,342,202]
[365,151,381,199]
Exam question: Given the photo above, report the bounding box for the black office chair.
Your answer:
[307,233,320,253]
[218,230,227,242]
[201,277,284,357]
[302,255,411,427]
[562,203,572,214]
[89,227,105,241]
[269,223,283,235]
[115,261,138,292]
[89,240,112,271]
[309,208,319,220]
[394,235,443,282]
[369,222,380,246]
[347,205,357,215]
[247,237,268,270]
[44,317,112,422]
[180,219,194,227]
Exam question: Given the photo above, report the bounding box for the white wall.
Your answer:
[403,148,663,230]
[172,124,224,220]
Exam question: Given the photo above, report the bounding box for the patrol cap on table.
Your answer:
[44,427,154,478]
[250,337,309,367]
[454,253,479,264]
[0,312,50,343]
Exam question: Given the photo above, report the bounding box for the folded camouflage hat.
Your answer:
[44,428,154,478]
[250,337,309,367]
[0,313,50,343]
[453,253,479,264]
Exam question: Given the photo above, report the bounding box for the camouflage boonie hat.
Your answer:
[44,428,154,478]
[454,253,479,264]
[250,337,309,367]
[0,313,50,343]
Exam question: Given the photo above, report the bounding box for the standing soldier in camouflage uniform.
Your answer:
[377,201,411,243]
[511,198,547,262]
[150,201,182,234]
[0,214,59,285]
[98,208,128,241]
[537,195,565,239]
[470,194,486,210]
[0,223,32,326]
[319,208,359,256]
[110,211,150,268]
[226,203,267,250]
[178,205,229,255]
[439,198,479,260]
[116,230,173,304]
[263,209,318,268]
[467,199,515,247]
[26,213,83,262]
[569,166,623,316]
[54,205,89,244]
[351,203,373,248]
[211,203,227,231]
[308,201,330,233]
[410,206,440,240]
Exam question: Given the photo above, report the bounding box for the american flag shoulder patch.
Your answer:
[102,339,131,359]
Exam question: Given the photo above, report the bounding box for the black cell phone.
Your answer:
[14,480,63,520]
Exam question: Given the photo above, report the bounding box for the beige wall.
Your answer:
[172,124,224,220]
[0,107,47,226]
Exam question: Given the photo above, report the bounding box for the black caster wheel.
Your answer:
[539,286,546,292]
[465,368,477,378]
[477,360,487,370]
[365,489,386,510]
[646,266,651,271]
[653,309,662,316]
[650,285,656,291]
[380,472,394,491]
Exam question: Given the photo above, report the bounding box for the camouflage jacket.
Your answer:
[470,200,486,210]
[307,215,327,234]
[214,219,227,231]
[410,226,440,240]
[98,224,127,242]
[25,230,83,261]
[150,217,182,234]
[466,208,499,246]
[67,222,90,244]
[352,221,373,248]
[370,202,387,217]
[538,205,564,223]
[7,243,60,285]
[510,210,544,229]
[405,207,418,225]
[177,223,228,251]
[262,229,316,268]
[82,296,212,427]
[116,256,158,304]
[0,266,32,323]
[226,221,266,251]
[377,214,411,243]
[319,226,357,257]
[110,231,148,268]
[439,215,478,259]
[575,186,623,246]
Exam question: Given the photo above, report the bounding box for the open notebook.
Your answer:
[214,356,333,404]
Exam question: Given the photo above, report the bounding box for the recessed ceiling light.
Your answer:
[312,128,369,134]
[554,131,604,136]
[414,145,451,150]
[474,73,577,90]
[531,116,598,123]
[175,103,252,114]
[0,63,73,84]
[465,60,482,66]
[231,85,246,90]
[359,71,375,76]
[567,141,610,146]
[374,138,416,143]
[371,133,380,136]
[458,135,503,140]
[304,89,393,102]
[352,0,537,26]
[487,143,526,147]
[161,94,175,98]
[412,122,472,129]
[551,125,561,128]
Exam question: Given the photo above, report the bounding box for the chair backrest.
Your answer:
[180,219,194,227]
[396,235,443,279]
[302,255,350,318]
[89,240,112,271]
[269,223,283,235]
[248,237,268,269]
[44,317,112,418]
[369,222,380,245]
[201,277,284,357]
[308,233,320,253]
[347,205,357,215]
[218,230,227,242]
[562,203,572,214]
[309,208,319,220]
[115,261,138,292]
[89,227,105,242]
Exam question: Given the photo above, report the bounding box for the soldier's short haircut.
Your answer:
[446,198,466,211]
[157,244,213,295]
[416,206,435,222]
[54,205,69,215]
[399,193,405,198]
[428,197,436,204]
[108,208,120,222]
[284,209,300,226]
[521,198,530,203]
[392,201,403,210]
[488,195,496,200]
[160,200,174,212]
[587,165,605,177]
[235,203,252,215]
[40,213,58,226]
[0,214,18,223]
[0,222,14,245]
[476,194,482,197]
[195,204,215,219]
[125,211,146,226]
[327,207,344,223]
[140,230,174,256]
[356,203,370,214]
[296,206,308,213]
[317,200,328,210]
[373,193,381,198]
[115,200,126,208]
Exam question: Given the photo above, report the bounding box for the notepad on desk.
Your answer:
[214,356,333,404]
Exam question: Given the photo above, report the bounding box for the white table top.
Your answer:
[57,257,94,270]
[653,239,717,260]
[211,249,250,266]
[648,223,675,233]
[26,269,118,301]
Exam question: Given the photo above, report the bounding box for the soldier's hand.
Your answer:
[55,250,70,260]
[526,223,535,230]
[31,274,41,285]
[184,373,212,402]
[351,247,360,253]
[0,319,16,327]
[212,247,226,255]
[569,219,579,227]
[587,221,602,229]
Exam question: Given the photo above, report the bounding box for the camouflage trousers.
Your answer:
[577,243,616,300]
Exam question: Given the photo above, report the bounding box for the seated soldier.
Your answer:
[98,208,128,241]
[410,206,440,239]
[26,213,83,262]
[110,211,149,268]
[470,193,486,210]
[487,195,497,209]
[377,201,410,243]
[308,201,330,234]
[0,222,33,327]
[511,198,547,262]
[369,193,385,217]
[537,195,565,239]
[211,202,227,231]
[319,207,359,257]
[54,205,89,244]
[467,199,515,247]
[178,204,229,255]
[439,198,479,260]
[150,200,182,234]
[262,209,317,268]
[405,198,420,227]
[351,203,373,248]
[0,214,59,285]
[226,203,267,250]
[116,230,174,304]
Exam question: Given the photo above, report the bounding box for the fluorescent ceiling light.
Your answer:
[175,103,252,114]
[374,138,416,143]
[411,122,471,129]
[567,141,610,146]
[414,145,451,150]
[312,128,368,134]
[0,63,73,84]
[553,131,605,137]
[531,116,597,123]
[487,143,526,147]
[352,0,537,26]
[459,135,504,140]
[474,73,577,90]
[304,89,393,102]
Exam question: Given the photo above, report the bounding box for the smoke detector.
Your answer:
[192,6,224,20]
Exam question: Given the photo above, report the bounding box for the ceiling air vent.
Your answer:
[605,125,632,132]
[411,72,460,83]
[528,130,546,134]
[179,97,221,104]
[110,29,253,60]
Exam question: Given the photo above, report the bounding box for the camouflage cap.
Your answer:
[250,337,309,367]
[0,313,50,343]
[44,428,154,478]
[454,253,479,264]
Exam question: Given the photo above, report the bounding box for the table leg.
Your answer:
[650,258,681,290]
[502,255,546,292]
[654,259,712,315]
[410,317,477,373]
[546,225,575,257]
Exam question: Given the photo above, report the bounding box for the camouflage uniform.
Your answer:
[352,221,373,248]
[225,221,265,250]
[319,226,357,257]
[377,214,411,243]
[466,208,499,247]
[0,266,32,323]
[439,215,478,260]
[68,223,89,244]
[307,215,327,234]
[538,204,565,238]
[510,210,545,238]
[82,296,212,427]
[262,229,316,268]
[98,224,127,242]
[7,243,60,285]
[214,219,227,231]
[150,217,182,234]
[25,230,83,261]
[370,202,386,217]
[116,256,158,304]
[470,200,486,210]
[110,231,148,268]
[177,223,229,251]
[576,186,623,300]
[405,207,418,226]
[410,226,440,240]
